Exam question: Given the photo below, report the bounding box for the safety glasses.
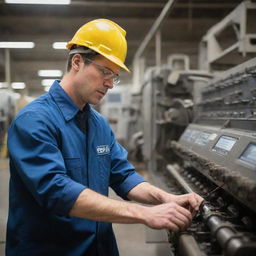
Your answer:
[85,58,120,85]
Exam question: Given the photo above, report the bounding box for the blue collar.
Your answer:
[49,80,81,122]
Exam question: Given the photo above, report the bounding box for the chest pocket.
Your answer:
[64,158,84,184]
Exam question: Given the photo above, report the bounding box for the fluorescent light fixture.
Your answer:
[5,0,70,5]
[11,82,26,89]
[52,42,67,49]
[0,82,8,88]
[38,70,63,77]
[41,79,55,86]
[0,42,35,48]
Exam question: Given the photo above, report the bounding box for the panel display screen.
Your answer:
[180,129,200,142]
[195,132,212,146]
[180,129,192,141]
[240,143,256,165]
[212,136,237,155]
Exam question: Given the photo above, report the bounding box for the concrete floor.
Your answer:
[0,158,171,256]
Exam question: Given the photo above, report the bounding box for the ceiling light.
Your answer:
[52,42,67,49]
[41,79,55,86]
[38,70,63,77]
[11,82,26,89]
[0,42,35,48]
[0,82,8,88]
[5,0,70,5]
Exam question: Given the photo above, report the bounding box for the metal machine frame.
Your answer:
[199,0,256,71]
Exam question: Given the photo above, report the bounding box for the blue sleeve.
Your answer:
[7,111,86,216]
[109,130,146,200]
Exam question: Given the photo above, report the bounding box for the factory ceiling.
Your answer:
[0,0,246,97]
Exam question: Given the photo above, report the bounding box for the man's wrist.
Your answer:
[127,203,148,225]
[158,191,176,204]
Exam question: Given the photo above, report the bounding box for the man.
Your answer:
[7,19,203,256]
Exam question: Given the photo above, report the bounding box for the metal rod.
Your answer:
[178,234,205,256]
[166,164,194,193]
[133,0,176,60]
[5,48,11,90]
[155,30,161,67]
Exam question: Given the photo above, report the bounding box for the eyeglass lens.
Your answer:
[86,58,120,85]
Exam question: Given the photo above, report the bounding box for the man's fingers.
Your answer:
[145,201,195,232]
[185,193,204,212]
[176,203,193,221]
[169,213,188,230]
[167,203,192,231]
[190,194,199,209]
[167,222,180,232]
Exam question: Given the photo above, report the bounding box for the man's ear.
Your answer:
[72,54,83,71]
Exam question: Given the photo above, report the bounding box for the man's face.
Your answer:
[73,55,120,106]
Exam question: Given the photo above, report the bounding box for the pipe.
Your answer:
[155,30,162,68]
[5,48,11,90]
[178,233,205,256]
[133,0,176,61]
[166,164,193,193]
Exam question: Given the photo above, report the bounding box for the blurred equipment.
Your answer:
[199,0,256,71]
[128,54,212,167]
[100,86,131,147]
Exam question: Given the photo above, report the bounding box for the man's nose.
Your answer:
[103,78,114,89]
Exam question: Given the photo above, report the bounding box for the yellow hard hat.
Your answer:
[67,19,130,72]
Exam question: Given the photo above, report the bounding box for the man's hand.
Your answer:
[127,182,204,227]
[163,193,204,217]
[127,182,204,216]
[142,202,193,232]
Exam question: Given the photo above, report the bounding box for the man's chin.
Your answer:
[89,98,103,105]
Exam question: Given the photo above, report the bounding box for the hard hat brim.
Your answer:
[66,42,130,72]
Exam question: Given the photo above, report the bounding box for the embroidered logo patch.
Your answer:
[96,145,110,155]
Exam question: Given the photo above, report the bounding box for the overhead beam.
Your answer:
[0,17,222,43]
[70,1,238,9]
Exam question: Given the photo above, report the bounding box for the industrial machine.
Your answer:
[199,0,256,71]
[128,54,213,163]
[143,58,256,256]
